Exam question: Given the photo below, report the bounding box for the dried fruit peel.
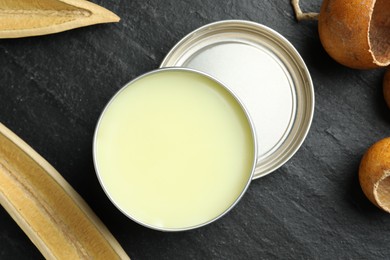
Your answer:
[0,0,120,38]
[0,123,129,259]
[318,0,390,69]
[359,137,390,213]
[384,68,390,108]
[369,0,390,65]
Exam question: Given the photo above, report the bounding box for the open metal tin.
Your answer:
[161,20,315,179]
[93,68,258,231]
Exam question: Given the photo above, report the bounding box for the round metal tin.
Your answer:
[161,20,314,179]
[93,68,258,231]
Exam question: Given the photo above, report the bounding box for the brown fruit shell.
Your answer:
[359,137,390,213]
[384,67,390,108]
[318,0,390,69]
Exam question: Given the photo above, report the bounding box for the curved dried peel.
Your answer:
[0,123,129,259]
[0,0,119,38]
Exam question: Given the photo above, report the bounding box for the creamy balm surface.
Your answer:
[94,69,256,230]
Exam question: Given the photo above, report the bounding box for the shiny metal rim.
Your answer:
[160,20,315,179]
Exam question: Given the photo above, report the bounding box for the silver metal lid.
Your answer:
[161,20,314,179]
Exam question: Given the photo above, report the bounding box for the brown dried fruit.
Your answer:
[384,67,390,108]
[359,137,390,213]
[318,0,390,69]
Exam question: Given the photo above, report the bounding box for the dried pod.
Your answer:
[359,137,390,213]
[0,0,119,38]
[318,0,390,69]
[0,123,129,259]
[384,67,390,108]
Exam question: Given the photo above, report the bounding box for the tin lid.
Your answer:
[161,20,314,179]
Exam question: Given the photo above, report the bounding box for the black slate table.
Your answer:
[0,1,389,259]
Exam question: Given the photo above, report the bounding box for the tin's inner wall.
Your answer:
[183,42,295,159]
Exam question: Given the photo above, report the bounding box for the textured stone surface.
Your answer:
[0,0,389,259]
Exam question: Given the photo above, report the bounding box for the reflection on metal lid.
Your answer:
[161,20,314,179]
